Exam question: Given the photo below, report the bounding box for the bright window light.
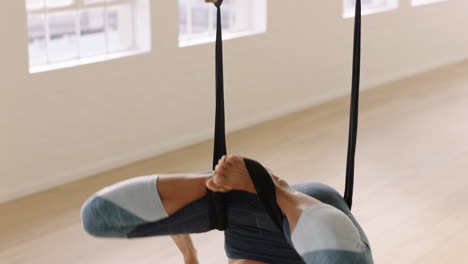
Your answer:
[25,0,151,73]
[411,0,447,6]
[179,0,267,47]
[343,0,398,18]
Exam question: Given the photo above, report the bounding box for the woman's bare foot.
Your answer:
[206,155,257,193]
[205,155,321,232]
[206,155,292,194]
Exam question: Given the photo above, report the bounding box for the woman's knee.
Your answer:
[80,196,136,238]
[291,182,350,213]
[81,196,106,237]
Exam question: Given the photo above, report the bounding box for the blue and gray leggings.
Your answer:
[81,174,373,264]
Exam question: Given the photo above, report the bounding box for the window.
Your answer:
[179,0,267,47]
[343,0,398,18]
[25,0,151,73]
[411,0,447,6]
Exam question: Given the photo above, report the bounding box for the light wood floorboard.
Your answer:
[1,60,468,264]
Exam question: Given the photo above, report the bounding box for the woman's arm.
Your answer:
[171,234,199,264]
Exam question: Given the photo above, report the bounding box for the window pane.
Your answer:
[27,14,47,65]
[213,0,234,30]
[345,0,379,9]
[179,0,267,47]
[46,0,74,8]
[47,11,78,62]
[343,0,398,17]
[25,0,152,72]
[83,0,105,4]
[26,0,44,10]
[223,0,233,27]
[191,1,211,34]
[80,8,106,57]
[179,0,188,35]
[107,4,134,52]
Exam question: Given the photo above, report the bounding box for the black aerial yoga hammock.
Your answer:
[206,0,228,231]
[206,0,362,231]
[344,0,361,210]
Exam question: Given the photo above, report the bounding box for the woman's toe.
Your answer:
[206,178,217,191]
[213,173,225,186]
[230,155,243,165]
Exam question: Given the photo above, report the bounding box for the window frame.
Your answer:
[25,0,151,73]
[343,0,399,18]
[178,0,267,47]
[411,0,447,7]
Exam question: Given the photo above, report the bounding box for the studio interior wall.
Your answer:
[1,0,468,203]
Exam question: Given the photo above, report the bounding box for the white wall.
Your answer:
[2,0,468,203]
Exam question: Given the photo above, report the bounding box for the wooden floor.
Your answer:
[1,60,468,264]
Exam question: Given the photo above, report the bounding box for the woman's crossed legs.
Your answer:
[81,155,372,264]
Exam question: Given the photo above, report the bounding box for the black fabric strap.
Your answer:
[244,158,284,232]
[207,0,360,229]
[207,0,227,231]
[344,0,361,210]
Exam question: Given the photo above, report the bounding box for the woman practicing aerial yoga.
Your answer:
[81,155,373,264]
[81,1,373,263]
